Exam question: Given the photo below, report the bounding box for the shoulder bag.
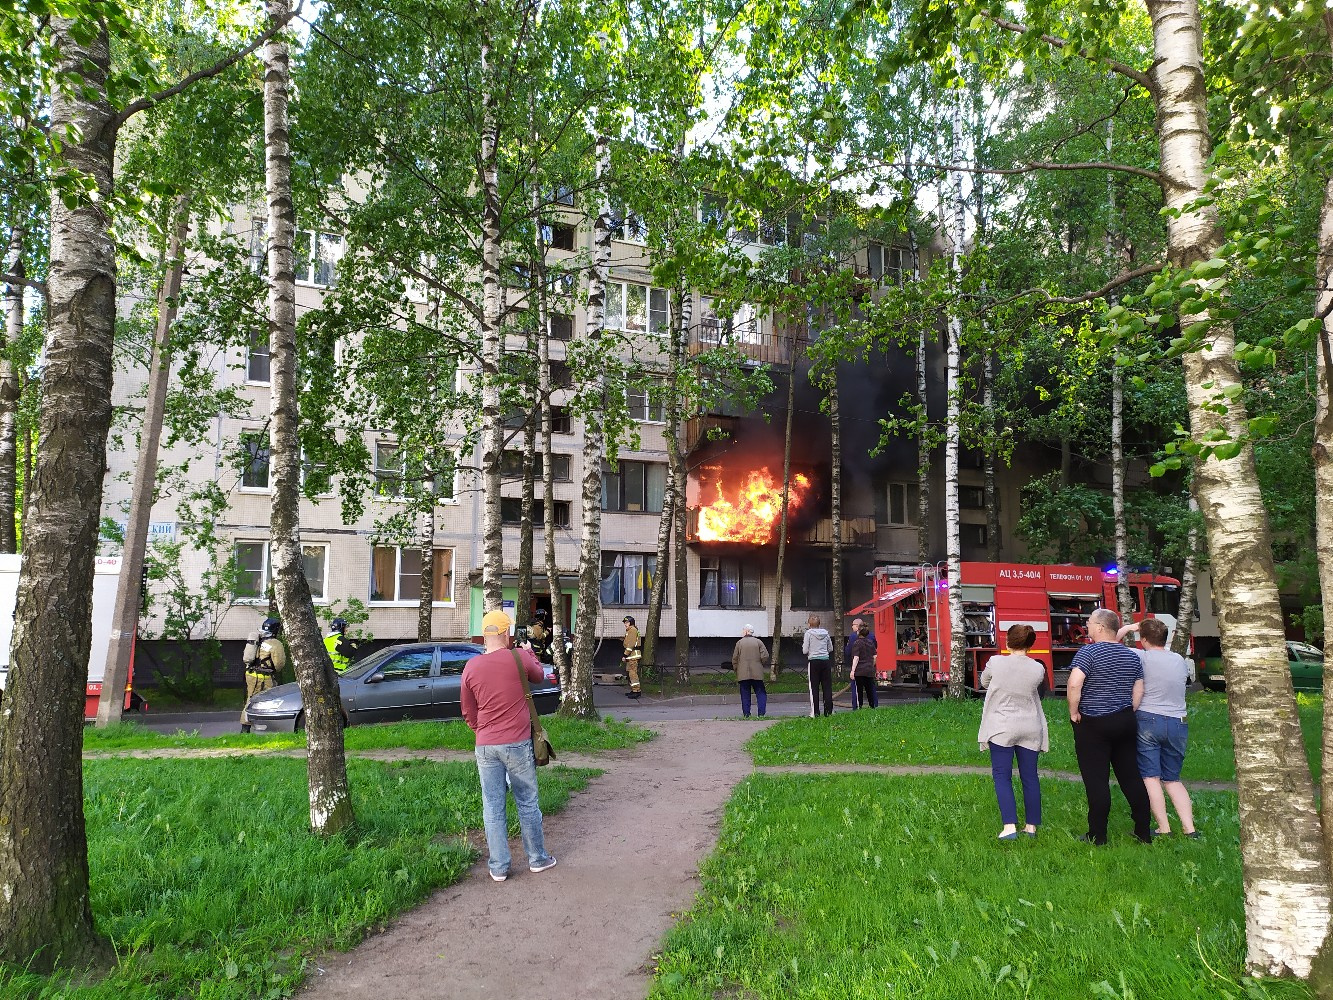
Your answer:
[512,649,556,766]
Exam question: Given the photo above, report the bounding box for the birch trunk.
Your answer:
[944,65,966,699]
[263,0,353,837]
[1111,363,1132,621]
[911,232,930,564]
[1,229,22,554]
[771,346,799,679]
[479,38,504,611]
[643,469,672,674]
[0,16,116,972]
[418,507,434,641]
[1170,495,1201,658]
[97,198,189,726]
[1314,12,1333,898]
[564,135,610,720]
[518,396,536,625]
[1146,0,1331,980]
[668,285,691,681]
[536,215,570,693]
[829,370,845,674]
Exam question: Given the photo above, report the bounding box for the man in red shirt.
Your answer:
[462,609,558,882]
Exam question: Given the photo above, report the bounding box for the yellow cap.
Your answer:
[482,609,513,635]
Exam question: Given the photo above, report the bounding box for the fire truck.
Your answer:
[847,562,1183,692]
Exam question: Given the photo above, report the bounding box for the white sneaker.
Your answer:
[529,857,558,874]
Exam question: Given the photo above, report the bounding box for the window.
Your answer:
[607,202,646,242]
[627,384,666,422]
[501,498,572,527]
[549,360,572,388]
[375,650,434,682]
[374,442,404,498]
[549,313,573,341]
[700,194,726,228]
[551,185,576,207]
[551,406,572,434]
[605,282,668,335]
[369,546,455,604]
[961,523,989,547]
[232,541,328,602]
[875,482,919,526]
[502,258,530,288]
[602,461,666,513]
[790,559,832,609]
[600,552,656,605]
[543,222,576,251]
[699,557,762,608]
[240,431,270,490]
[295,229,344,286]
[867,243,913,283]
[960,486,986,510]
[246,333,270,383]
[302,448,332,496]
[699,297,763,346]
[501,450,572,481]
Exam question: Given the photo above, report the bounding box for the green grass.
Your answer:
[746,692,1323,783]
[0,756,596,999]
[83,715,656,755]
[651,773,1308,1000]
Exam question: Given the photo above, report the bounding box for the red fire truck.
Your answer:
[847,562,1183,692]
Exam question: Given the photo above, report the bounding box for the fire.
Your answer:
[696,468,812,544]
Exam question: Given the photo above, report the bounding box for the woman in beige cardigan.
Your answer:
[978,625,1050,840]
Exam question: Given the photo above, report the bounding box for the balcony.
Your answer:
[688,317,806,367]
[794,516,877,548]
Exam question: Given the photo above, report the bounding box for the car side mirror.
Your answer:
[363,673,383,684]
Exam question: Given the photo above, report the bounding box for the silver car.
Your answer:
[242,642,561,732]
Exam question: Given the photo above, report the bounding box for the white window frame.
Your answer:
[373,441,404,500]
[626,384,666,423]
[699,296,764,346]
[232,540,330,604]
[294,229,345,287]
[246,333,271,385]
[368,545,457,607]
[239,430,271,493]
[604,282,668,335]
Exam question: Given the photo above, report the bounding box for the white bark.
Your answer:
[944,56,966,698]
[1146,0,1331,978]
[669,285,691,680]
[263,0,353,836]
[0,228,22,554]
[479,38,504,611]
[97,198,189,726]
[1111,363,1131,621]
[566,135,611,719]
[771,348,799,678]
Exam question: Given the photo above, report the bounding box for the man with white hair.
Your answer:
[1066,608,1152,845]
[731,624,770,718]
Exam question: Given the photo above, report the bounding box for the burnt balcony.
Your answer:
[793,516,877,548]
[688,316,806,367]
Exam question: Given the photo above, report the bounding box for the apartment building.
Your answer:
[101,197,1049,677]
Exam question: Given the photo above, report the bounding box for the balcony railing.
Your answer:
[688,318,806,367]
[794,516,877,547]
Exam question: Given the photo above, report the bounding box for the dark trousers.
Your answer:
[1072,707,1152,843]
[853,676,877,709]
[808,660,833,716]
[989,742,1041,826]
[739,679,767,718]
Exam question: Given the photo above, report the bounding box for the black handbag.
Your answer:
[512,650,556,766]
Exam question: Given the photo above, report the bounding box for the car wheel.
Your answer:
[294,711,305,732]
[1202,678,1226,692]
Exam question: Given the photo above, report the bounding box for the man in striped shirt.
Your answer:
[1067,608,1152,845]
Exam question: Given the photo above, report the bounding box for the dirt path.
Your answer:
[299,719,759,1000]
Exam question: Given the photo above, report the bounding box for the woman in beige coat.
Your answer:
[978,625,1049,840]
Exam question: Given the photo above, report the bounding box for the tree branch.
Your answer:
[981,261,1166,311]
[872,156,1161,183]
[987,15,1156,93]
[114,4,303,126]
[2,270,48,299]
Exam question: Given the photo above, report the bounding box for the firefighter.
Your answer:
[526,610,554,665]
[240,617,287,733]
[622,615,642,698]
[324,616,352,673]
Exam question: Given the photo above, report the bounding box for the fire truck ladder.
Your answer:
[922,562,947,685]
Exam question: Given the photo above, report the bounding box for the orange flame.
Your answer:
[696,468,812,544]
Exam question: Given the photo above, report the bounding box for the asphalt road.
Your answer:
[130,680,935,737]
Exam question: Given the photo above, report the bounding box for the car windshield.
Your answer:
[1289,642,1324,663]
[1145,586,1180,616]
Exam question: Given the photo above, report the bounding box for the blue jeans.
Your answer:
[1136,711,1188,782]
[475,739,553,878]
[989,742,1042,827]
[739,679,767,717]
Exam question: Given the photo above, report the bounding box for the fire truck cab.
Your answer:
[849,562,1182,693]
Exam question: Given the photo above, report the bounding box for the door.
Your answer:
[431,645,476,719]
[351,648,436,724]
[1288,642,1324,692]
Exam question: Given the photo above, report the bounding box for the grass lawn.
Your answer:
[83,714,655,755]
[746,692,1323,783]
[612,671,814,698]
[651,773,1308,1000]
[0,756,596,1000]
